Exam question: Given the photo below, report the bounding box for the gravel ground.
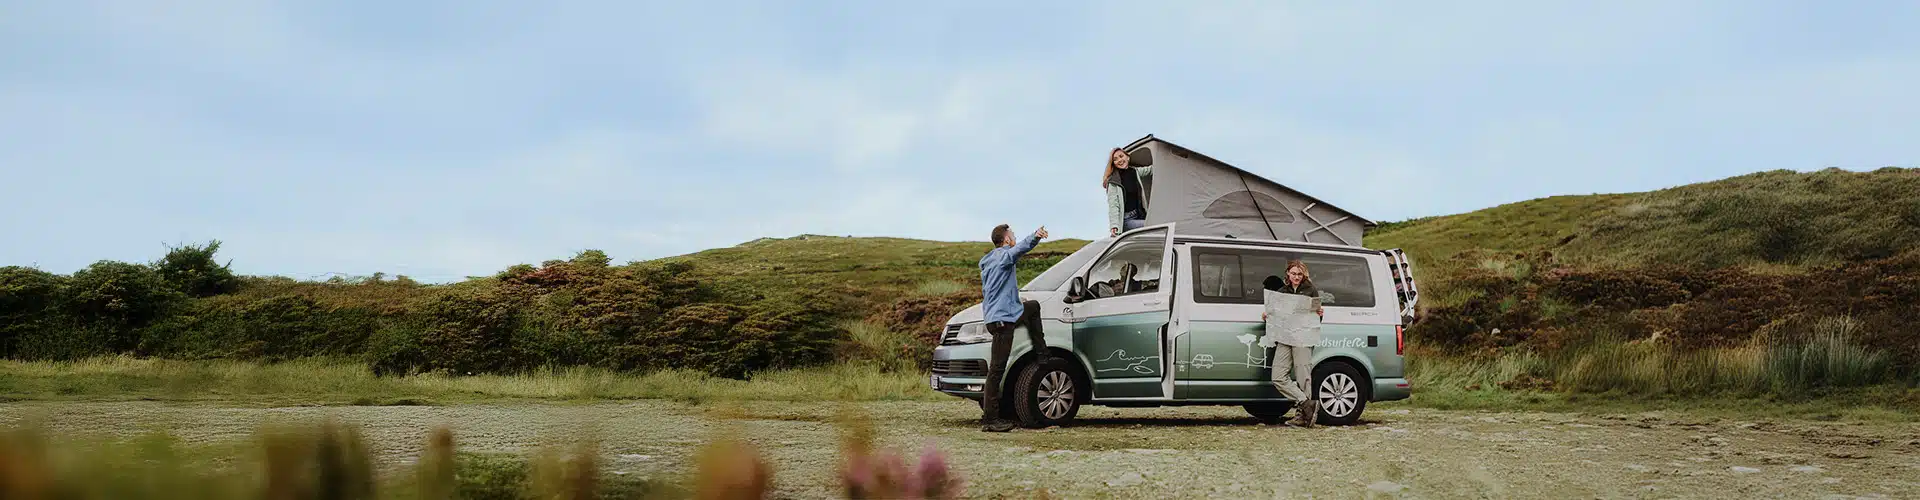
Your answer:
[3,400,1916,499]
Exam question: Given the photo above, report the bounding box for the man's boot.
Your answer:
[980,398,1015,432]
[1287,399,1319,428]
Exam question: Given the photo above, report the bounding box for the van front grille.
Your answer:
[930,359,987,377]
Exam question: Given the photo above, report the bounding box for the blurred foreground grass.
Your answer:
[0,419,686,499]
[0,408,964,500]
[0,357,945,405]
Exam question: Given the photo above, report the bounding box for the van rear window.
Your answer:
[1191,247,1375,307]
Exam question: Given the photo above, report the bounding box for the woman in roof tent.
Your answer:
[1261,260,1324,427]
[1104,147,1152,237]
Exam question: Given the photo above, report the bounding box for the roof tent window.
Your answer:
[1201,191,1297,223]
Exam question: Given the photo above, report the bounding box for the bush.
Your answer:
[414,286,533,375]
[154,240,239,298]
[364,321,428,377]
[0,267,66,357]
[233,295,378,360]
[614,301,841,379]
[136,295,385,361]
[63,261,181,354]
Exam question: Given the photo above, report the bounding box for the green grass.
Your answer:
[0,357,944,405]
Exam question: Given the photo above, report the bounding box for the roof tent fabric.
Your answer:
[1127,136,1369,245]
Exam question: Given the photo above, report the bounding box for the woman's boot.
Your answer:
[1287,399,1318,427]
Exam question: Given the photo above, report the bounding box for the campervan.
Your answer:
[928,135,1421,427]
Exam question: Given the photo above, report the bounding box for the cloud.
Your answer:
[689,61,1057,172]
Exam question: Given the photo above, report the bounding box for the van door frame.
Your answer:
[1069,223,1178,403]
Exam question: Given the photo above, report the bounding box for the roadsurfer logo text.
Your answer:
[1318,337,1368,349]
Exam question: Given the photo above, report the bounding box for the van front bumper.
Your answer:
[1373,378,1411,402]
[929,374,986,400]
[931,344,992,400]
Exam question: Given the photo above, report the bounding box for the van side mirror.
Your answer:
[1067,276,1088,303]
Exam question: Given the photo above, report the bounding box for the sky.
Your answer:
[3,1,1917,282]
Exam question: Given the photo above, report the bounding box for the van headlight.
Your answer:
[951,322,992,344]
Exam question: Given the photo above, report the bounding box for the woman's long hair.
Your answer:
[1287,259,1314,288]
[1101,147,1126,188]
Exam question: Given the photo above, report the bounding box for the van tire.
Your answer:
[1012,357,1082,428]
[1244,403,1290,424]
[1313,361,1369,426]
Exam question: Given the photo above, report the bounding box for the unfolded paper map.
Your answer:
[1260,290,1322,348]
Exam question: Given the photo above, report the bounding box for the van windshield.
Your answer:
[1022,238,1113,291]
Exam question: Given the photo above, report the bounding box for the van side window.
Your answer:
[1194,251,1244,300]
[1083,228,1168,300]
[1192,247,1375,307]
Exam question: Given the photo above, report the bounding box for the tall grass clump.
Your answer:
[1762,317,1893,392]
[1423,316,1908,398]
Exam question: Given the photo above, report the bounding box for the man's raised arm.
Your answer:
[1011,226,1047,257]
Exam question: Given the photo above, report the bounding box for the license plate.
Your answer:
[929,374,941,389]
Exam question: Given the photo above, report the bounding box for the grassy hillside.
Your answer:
[656,234,1088,310]
[1370,168,1920,275]
[1364,168,1920,384]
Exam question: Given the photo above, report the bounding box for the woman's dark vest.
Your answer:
[1110,170,1145,216]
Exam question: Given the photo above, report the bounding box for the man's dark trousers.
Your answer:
[981,299,1048,423]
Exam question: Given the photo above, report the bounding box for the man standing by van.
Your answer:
[979,223,1051,432]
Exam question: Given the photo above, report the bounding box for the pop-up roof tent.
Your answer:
[1125,134,1374,246]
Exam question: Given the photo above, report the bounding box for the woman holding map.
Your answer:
[1260,260,1323,427]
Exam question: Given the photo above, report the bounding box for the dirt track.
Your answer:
[3,400,1915,499]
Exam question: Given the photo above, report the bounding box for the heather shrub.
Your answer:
[1539,267,1692,310]
[414,285,536,375]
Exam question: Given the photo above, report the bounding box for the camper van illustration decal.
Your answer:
[1186,334,1277,370]
[1093,349,1159,375]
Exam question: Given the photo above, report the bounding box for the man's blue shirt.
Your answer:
[979,231,1041,324]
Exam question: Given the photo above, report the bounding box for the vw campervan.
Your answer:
[929,224,1419,426]
[929,135,1419,427]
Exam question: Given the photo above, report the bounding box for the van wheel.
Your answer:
[1013,357,1082,428]
[1244,403,1290,424]
[1313,361,1369,426]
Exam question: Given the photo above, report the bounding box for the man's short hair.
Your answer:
[991,224,1011,246]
